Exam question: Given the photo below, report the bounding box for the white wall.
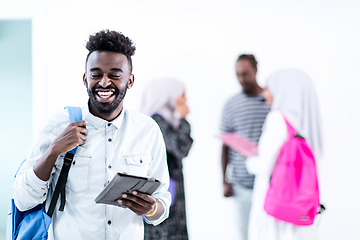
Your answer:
[1,0,360,239]
[0,19,33,229]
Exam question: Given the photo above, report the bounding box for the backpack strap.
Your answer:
[47,107,82,217]
[278,111,297,138]
[318,204,326,214]
[14,159,26,179]
[66,107,83,154]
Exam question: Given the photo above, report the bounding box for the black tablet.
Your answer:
[95,173,161,207]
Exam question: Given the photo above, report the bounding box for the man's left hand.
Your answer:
[118,191,156,216]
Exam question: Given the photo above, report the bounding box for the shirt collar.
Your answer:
[83,102,125,130]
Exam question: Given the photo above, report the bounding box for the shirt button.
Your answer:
[140,159,143,164]
[43,193,46,196]
[108,220,112,225]
[108,123,111,127]
[72,161,76,165]
[108,138,112,142]
[108,165,112,169]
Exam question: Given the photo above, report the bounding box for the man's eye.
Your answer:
[111,75,121,79]
[91,75,101,78]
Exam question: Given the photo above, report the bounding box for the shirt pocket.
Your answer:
[123,154,152,177]
[66,155,92,194]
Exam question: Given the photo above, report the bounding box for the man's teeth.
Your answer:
[98,91,114,99]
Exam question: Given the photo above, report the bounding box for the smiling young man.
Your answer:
[13,30,171,240]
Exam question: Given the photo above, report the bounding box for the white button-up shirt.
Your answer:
[13,105,171,240]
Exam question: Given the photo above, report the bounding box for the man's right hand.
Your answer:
[34,121,88,181]
[50,121,88,154]
[223,182,234,197]
[175,95,189,118]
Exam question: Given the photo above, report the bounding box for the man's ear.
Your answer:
[127,74,135,89]
[83,73,87,86]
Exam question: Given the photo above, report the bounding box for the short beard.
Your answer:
[87,82,128,116]
[242,82,257,95]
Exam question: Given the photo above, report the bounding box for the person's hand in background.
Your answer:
[175,94,189,118]
[223,182,234,197]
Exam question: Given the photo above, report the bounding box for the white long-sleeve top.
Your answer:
[246,111,317,240]
[13,105,171,240]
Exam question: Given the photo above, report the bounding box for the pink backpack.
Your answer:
[263,114,322,226]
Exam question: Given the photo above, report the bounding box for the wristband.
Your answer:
[145,202,158,217]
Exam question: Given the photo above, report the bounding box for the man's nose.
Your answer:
[99,76,111,88]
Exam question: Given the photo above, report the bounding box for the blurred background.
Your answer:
[1,0,359,239]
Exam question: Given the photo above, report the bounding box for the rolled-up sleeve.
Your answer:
[13,124,56,211]
[14,167,50,211]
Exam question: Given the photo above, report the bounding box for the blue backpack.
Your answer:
[6,107,82,240]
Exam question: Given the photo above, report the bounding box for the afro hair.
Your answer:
[85,29,136,73]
